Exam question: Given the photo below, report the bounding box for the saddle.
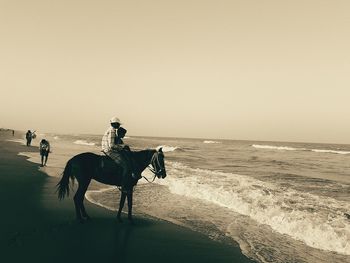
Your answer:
[99,153,123,177]
[99,152,139,191]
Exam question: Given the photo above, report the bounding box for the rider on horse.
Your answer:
[101,117,140,190]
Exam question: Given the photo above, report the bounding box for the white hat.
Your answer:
[110,116,122,124]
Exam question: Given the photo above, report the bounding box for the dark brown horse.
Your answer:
[57,148,166,223]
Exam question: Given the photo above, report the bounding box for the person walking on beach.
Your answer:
[39,139,50,167]
[25,130,32,146]
[101,117,139,190]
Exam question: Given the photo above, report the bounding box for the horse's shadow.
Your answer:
[77,216,154,261]
[113,217,155,261]
[113,221,133,261]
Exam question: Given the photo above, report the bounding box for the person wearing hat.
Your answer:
[101,116,122,152]
[101,117,139,190]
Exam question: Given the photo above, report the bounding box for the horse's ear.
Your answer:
[158,147,163,153]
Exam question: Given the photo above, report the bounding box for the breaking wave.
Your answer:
[311,149,350,155]
[157,145,178,152]
[203,140,221,144]
[73,140,96,146]
[253,144,350,155]
[159,162,350,255]
[252,144,298,151]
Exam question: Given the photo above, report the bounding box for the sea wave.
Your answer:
[311,149,350,155]
[157,145,178,152]
[159,162,350,255]
[252,144,298,151]
[73,140,96,146]
[85,187,117,211]
[252,144,350,155]
[203,140,221,144]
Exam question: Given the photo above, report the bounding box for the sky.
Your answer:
[0,0,349,144]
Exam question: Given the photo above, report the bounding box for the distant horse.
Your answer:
[57,148,166,223]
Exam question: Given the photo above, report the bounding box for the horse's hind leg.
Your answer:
[74,180,91,223]
[73,195,82,223]
[117,192,127,222]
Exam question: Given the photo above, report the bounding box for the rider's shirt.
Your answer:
[101,126,117,152]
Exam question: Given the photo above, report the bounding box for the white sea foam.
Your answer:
[252,144,350,155]
[53,136,59,140]
[157,145,178,152]
[73,140,95,146]
[252,144,298,151]
[203,140,221,144]
[311,149,350,155]
[85,187,116,211]
[158,162,350,255]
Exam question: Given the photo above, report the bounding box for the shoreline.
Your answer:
[0,132,255,263]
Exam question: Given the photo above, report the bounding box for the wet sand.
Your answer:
[0,131,255,263]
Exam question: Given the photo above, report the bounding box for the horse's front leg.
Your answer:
[117,191,127,222]
[127,192,134,224]
[81,203,91,220]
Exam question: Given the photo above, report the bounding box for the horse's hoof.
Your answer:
[84,215,91,221]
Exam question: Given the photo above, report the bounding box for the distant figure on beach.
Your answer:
[101,117,139,190]
[25,130,32,146]
[12,130,14,136]
[39,139,50,167]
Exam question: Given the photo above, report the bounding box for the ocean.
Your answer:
[18,133,350,263]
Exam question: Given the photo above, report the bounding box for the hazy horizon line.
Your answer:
[7,128,350,146]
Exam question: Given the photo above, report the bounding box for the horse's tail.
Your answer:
[57,158,75,200]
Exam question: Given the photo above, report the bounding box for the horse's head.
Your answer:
[150,148,167,179]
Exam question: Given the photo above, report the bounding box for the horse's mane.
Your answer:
[131,149,157,171]
[133,148,156,154]
[132,149,156,159]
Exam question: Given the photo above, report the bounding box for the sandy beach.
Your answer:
[0,131,254,263]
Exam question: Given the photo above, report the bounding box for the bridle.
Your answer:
[116,150,166,192]
[144,151,165,183]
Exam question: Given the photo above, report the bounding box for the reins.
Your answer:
[142,172,157,183]
[143,152,162,183]
[117,151,162,192]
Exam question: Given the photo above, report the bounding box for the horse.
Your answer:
[56,148,166,223]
